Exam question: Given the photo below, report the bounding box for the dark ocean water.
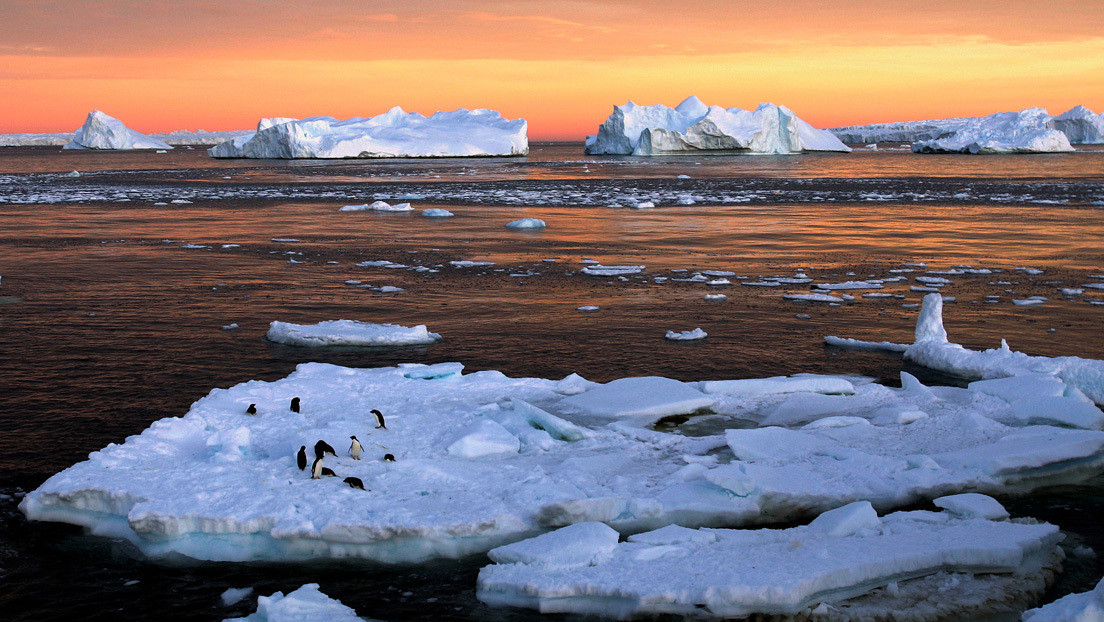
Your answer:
[1,143,1103,620]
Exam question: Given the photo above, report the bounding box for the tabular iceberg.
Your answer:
[911,108,1073,154]
[62,110,173,151]
[208,107,528,159]
[584,96,850,155]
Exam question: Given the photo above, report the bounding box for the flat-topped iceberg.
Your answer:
[265,320,441,347]
[584,96,850,155]
[208,107,528,159]
[912,108,1073,154]
[63,110,173,151]
[226,583,370,622]
[20,344,1104,564]
[478,499,1061,620]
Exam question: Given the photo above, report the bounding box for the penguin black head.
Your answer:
[290,397,301,413]
[246,403,257,415]
[343,476,365,490]
[371,409,387,429]
[350,435,358,441]
[383,453,395,462]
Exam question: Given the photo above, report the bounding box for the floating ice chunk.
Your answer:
[447,419,521,459]
[824,336,910,352]
[558,376,714,422]
[784,293,843,303]
[477,506,1060,619]
[968,375,1068,403]
[265,320,441,347]
[487,521,619,567]
[339,200,413,212]
[807,500,880,537]
[66,170,81,177]
[226,583,364,622]
[209,108,528,158]
[221,586,254,606]
[505,218,546,230]
[700,375,855,397]
[222,323,240,331]
[63,110,173,151]
[585,96,850,155]
[815,280,883,290]
[933,493,1009,520]
[421,208,454,218]
[1022,575,1104,621]
[915,276,952,285]
[576,305,600,312]
[704,293,727,301]
[1013,298,1046,306]
[665,328,707,341]
[449,260,495,268]
[580,265,645,276]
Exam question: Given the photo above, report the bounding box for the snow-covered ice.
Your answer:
[209,108,528,159]
[221,587,254,606]
[585,96,850,156]
[421,208,454,218]
[1050,105,1104,144]
[477,498,1061,619]
[339,201,413,212]
[580,265,645,276]
[665,328,707,341]
[910,108,1073,154]
[63,111,173,151]
[1022,575,1104,621]
[505,218,546,230]
[265,320,441,347]
[225,583,367,622]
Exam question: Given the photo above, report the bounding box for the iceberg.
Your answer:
[226,583,370,622]
[477,498,1061,619]
[208,107,528,159]
[1051,105,1104,144]
[62,110,173,151]
[21,353,1104,565]
[584,96,850,155]
[264,320,441,347]
[912,108,1073,154]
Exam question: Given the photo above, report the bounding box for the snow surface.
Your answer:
[225,583,368,622]
[265,320,441,347]
[208,108,528,159]
[585,96,850,156]
[477,499,1061,619]
[21,351,1104,565]
[63,111,173,151]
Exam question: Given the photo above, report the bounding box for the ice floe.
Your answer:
[477,498,1061,619]
[421,208,454,218]
[339,201,413,212]
[63,110,173,151]
[265,320,441,347]
[580,265,645,276]
[1022,575,1104,621]
[505,218,546,230]
[225,583,367,622]
[584,96,850,156]
[665,328,707,341]
[208,108,528,158]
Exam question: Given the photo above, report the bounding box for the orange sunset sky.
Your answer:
[3,0,1103,140]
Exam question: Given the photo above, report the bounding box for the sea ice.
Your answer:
[209,108,528,158]
[339,201,413,212]
[585,96,850,156]
[265,320,441,347]
[665,328,707,341]
[580,265,645,276]
[505,218,546,230]
[421,208,454,218]
[1022,575,1104,621]
[911,108,1074,154]
[558,376,714,423]
[225,583,366,622]
[63,110,173,151]
[1050,105,1104,144]
[477,499,1061,619]
[221,587,254,606]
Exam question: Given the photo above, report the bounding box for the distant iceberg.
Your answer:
[911,108,1073,154]
[265,320,441,347]
[209,107,528,159]
[832,105,1102,151]
[584,96,851,156]
[63,110,173,151]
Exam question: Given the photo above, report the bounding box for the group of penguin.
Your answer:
[245,397,395,491]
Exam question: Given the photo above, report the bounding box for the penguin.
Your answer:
[246,403,257,415]
[343,476,365,490]
[314,439,337,460]
[371,409,387,430]
[320,466,336,477]
[290,397,301,413]
[349,435,363,460]
[311,457,324,479]
[296,446,307,470]
[383,453,395,462]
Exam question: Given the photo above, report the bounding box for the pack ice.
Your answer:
[584,96,850,155]
[20,303,1104,566]
[208,108,528,158]
[62,110,173,151]
[478,498,1061,619]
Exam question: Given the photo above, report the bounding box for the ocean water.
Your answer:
[1,143,1104,620]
